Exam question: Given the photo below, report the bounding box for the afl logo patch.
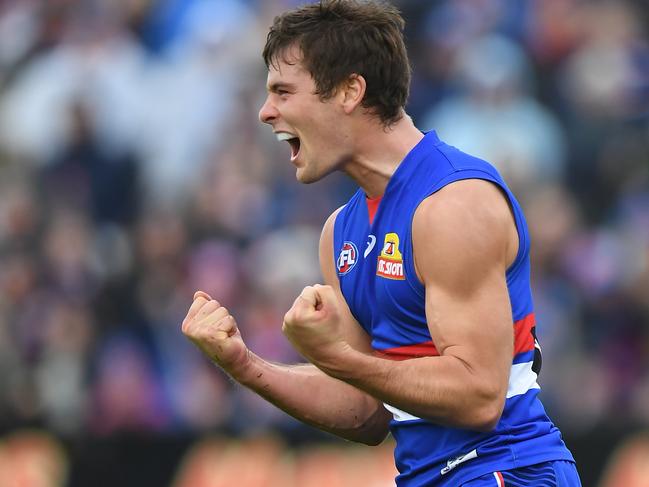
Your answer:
[337,241,358,275]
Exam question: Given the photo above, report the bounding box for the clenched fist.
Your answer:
[181,291,249,375]
[282,284,350,368]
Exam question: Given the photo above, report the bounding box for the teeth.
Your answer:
[276,132,298,141]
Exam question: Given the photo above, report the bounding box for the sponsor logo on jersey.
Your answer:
[337,241,358,275]
[376,232,405,280]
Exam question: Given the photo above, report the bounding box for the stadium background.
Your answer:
[0,0,648,485]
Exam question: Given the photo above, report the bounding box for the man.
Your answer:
[181,1,582,485]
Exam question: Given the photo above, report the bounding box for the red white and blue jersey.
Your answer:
[333,131,575,486]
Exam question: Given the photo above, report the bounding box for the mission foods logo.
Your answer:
[376,232,405,280]
[337,241,358,275]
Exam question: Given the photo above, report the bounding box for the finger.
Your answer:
[312,284,332,297]
[194,300,222,322]
[184,291,217,326]
[312,284,334,310]
[302,285,327,312]
[287,287,311,316]
[286,287,319,325]
[206,316,236,341]
[196,306,231,327]
[183,296,210,326]
[213,330,229,340]
[296,286,318,308]
[287,289,315,322]
[215,315,237,335]
[194,290,213,301]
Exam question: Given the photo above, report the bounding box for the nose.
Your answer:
[259,96,279,124]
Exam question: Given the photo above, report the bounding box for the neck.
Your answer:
[342,113,424,199]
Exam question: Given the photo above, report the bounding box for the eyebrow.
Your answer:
[267,82,296,93]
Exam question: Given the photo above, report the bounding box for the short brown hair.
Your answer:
[263,0,411,126]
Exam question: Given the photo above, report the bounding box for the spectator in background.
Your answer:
[422,34,565,194]
[44,98,140,226]
[556,0,649,220]
[0,1,647,485]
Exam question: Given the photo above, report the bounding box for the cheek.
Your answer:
[307,123,335,149]
[301,110,344,157]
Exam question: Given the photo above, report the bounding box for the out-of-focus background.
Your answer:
[0,0,648,486]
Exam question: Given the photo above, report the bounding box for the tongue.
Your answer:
[289,138,300,160]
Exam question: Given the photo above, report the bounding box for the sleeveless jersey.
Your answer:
[333,131,575,486]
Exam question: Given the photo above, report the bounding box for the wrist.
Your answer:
[316,343,366,380]
[224,348,255,384]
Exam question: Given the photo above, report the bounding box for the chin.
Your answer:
[295,171,319,184]
[295,165,323,184]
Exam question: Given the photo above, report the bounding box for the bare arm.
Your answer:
[233,354,390,445]
[182,208,390,445]
[283,180,517,431]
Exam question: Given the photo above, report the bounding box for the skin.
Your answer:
[182,44,518,443]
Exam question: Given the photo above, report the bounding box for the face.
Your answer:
[259,46,352,184]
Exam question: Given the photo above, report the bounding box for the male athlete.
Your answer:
[182,1,582,485]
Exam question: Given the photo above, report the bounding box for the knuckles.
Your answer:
[182,301,234,339]
[186,320,231,343]
[283,307,307,329]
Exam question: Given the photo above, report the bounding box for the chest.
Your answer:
[335,207,430,349]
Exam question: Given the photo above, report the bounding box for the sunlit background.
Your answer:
[0,0,648,486]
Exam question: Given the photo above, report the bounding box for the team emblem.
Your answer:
[377,232,405,280]
[337,241,358,275]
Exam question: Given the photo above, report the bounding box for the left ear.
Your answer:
[340,74,366,115]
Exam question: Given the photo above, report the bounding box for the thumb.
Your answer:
[194,290,212,301]
[286,286,320,325]
[297,286,322,311]
[312,284,335,310]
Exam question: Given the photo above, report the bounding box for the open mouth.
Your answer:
[276,132,301,161]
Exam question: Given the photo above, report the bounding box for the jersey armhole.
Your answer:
[330,204,348,285]
[405,170,529,295]
[331,201,371,334]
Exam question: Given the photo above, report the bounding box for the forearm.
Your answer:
[230,350,391,445]
[319,349,504,431]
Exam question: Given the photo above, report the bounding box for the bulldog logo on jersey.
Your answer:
[377,232,405,280]
[337,241,358,275]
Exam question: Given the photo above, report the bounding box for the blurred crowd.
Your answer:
[0,0,648,477]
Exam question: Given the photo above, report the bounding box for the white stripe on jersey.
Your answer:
[494,471,505,487]
[385,361,540,423]
[506,361,540,399]
[383,403,420,422]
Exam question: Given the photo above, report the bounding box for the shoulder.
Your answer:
[320,205,346,246]
[319,205,346,283]
[412,179,517,284]
[414,179,512,228]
